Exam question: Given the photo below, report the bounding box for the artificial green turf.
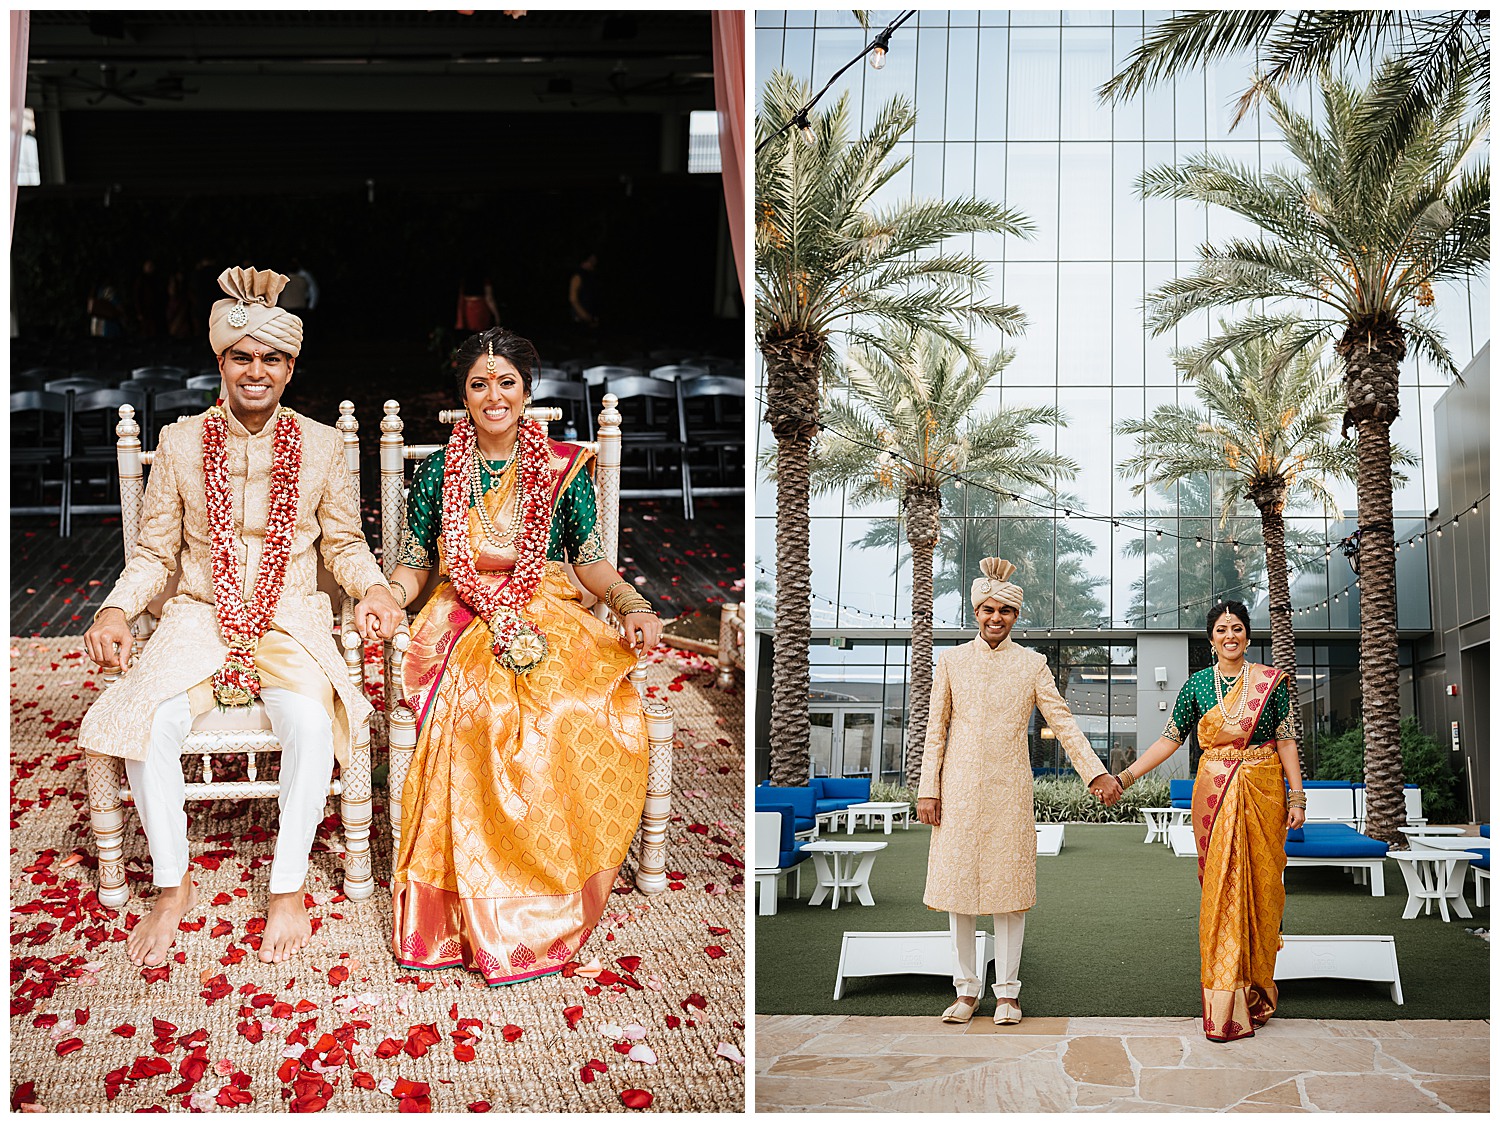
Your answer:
[755,823,1489,1020]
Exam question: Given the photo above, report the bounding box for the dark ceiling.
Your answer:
[25,10,716,115]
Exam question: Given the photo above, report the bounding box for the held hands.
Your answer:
[84,608,134,671]
[1088,773,1123,807]
[355,584,406,641]
[916,797,940,826]
[621,611,662,654]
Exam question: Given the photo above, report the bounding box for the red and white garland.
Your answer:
[203,405,303,707]
[442,413,554,673]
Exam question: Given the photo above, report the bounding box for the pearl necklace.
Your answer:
[1213,663,1249,722]
[470,446,526,548]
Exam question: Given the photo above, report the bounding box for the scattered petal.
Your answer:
[627,1043,657,1065]
[716,1042,745,1065]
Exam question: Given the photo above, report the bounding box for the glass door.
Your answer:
[807,704,882,779]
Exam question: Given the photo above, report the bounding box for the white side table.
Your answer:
[844,801,913,835]
[1398,825,1467,839]
[1141,807,1192,845]
[1389,847,1481,921]
[1274,935,1403,1004]
[801,840,888,910]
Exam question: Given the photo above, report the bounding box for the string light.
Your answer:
[757,10,916,153]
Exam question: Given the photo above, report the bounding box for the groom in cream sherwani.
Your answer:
[916,557,1121,1026]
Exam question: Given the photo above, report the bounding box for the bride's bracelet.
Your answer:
[1116,768,1136,792]
[1287,790,1307,808]
[606,583,657,619]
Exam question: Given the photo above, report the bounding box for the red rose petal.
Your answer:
[704,945,726,959]
[620,1090,654,1109]
[454,1044,475,1062]
[501,1024,523,1043]
[112,1023,137,1037]
[55,1037,84,1056]
[563,1005,584,1030]
[468,1102,491,1112]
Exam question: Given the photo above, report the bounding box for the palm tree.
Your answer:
[1135,64,1488,844]
[756,70,1031,785]
[1118,332,1364,750]
[1099,10,1489,137]
[808,329,1077,787]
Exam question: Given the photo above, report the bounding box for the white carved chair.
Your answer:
[376,394,672,894]
[84,401,375,908]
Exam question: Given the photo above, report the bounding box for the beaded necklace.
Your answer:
[1212,663,1249,723]
[470,448,526,548]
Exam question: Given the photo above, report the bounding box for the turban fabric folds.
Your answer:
[208,266,304,357]
[970,556,1023,611]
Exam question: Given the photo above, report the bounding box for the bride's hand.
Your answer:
[1287,806,1306,831]
[622,611,662,653]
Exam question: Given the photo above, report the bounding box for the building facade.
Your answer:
[754,10,1490,814]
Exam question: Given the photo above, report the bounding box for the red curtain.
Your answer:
[711,10,745,297]
[10,9,29,237]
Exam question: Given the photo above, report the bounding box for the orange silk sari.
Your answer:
[1190,662,1288,1042]
[389,447,648,985]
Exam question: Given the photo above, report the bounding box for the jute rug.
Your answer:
[9,637,746,1113]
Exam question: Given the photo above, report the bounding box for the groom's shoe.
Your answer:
[994,999,1022,1026]
[941,999,976,1024]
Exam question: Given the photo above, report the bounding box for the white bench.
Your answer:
[1168,824,1197,857]
[1274,935,1403,1004]
[833,930,993,1000]
[1036,823,1065,856]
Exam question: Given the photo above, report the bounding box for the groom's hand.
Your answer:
[1089,774,1123,806]
[355,584,405,641]
[917,797,941,826]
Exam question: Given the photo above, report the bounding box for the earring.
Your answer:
[486,338,497,375]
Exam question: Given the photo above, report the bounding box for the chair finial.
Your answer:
[381,400,403,434]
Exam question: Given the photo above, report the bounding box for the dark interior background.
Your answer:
[14,10,742,367]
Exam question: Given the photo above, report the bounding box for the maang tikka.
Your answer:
[486,338,497,375]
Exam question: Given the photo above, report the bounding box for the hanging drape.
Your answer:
[711,10,745,296]
[10,9,30,238]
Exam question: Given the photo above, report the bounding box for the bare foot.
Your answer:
[259,891,312,963]
[126,872,196,967]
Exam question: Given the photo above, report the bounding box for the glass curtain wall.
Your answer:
[756,11,1487,775]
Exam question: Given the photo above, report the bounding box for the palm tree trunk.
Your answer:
[1338,318,1407,846]
[902,484,942,789]
[761,329,824,787]
[1253,492,1304,769]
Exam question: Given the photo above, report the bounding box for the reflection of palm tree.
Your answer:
[1137,66,1487,844]
[810,330,1072,787]
[755,71,1031,787]
[1120,334,1373,745]
[855,483,1108,631]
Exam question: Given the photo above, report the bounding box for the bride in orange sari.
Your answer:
[1113,600,1306,1041]
[382,327,662,985]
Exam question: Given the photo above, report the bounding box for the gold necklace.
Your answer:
[1213,663,1248,723]
[470,447,527,548]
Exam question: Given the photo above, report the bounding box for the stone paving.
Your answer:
[756,1014,1490,1112]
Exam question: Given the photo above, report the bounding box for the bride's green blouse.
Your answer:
[396,447,608,570]
[1162,665,1294,745]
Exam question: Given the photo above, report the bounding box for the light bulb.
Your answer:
[869,44,887,70]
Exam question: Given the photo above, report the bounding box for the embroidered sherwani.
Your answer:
[917,636,1107,915]
[78,407,388,768]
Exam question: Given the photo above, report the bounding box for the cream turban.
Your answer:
[208,266,304,357]
[971,556,1024,610]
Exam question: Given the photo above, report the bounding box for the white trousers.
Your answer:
[125,688,335,894]
[950,910,1026,1000]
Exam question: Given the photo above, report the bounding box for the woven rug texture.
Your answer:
[10,637,746,1113]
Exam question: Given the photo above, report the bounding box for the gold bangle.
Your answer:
[391,581,409,607]
[602,579,630,603]
[1117,769,1135,792]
